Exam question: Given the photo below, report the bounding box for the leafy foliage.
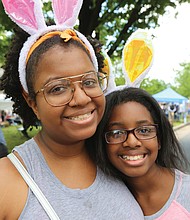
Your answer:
[109,63,169,94]
[1,0,190,64]
[140,77,168,94]
[174,63,190,98]
[0,27,11,65]
[0,1,15,66]
[78,0,190,58]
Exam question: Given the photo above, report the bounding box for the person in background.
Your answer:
[1,110,6,122]
[0,127,8,158]
[93,87,190,219]
[161,103,168,118]
[0,0,144,219]
[168,103,176,126]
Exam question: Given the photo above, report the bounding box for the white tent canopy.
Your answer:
[0,93,13,111]
[0,69,13,111]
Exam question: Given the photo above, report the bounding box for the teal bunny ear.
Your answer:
[101,50,116,95]
[122,29,154,88]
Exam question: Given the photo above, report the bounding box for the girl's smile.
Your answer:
[118,153,148,166]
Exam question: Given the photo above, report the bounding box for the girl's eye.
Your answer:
[111,130,125,138]
[140,128,149,133]
[136,127,151,135]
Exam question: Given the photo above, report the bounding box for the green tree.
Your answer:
[115,74,125,86]
[0,28,11,65]
[140,77,168,94]
[0,0,190,65]
[79,0,190,57]
[173,63,190,98]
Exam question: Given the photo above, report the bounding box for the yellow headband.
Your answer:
[26,29,90,63]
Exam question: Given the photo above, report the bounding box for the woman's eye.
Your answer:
[47,85,68,95]
[83,79,97,87]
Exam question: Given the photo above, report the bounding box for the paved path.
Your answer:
[174,123,190,173]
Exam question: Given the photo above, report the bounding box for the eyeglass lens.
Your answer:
[43,71,107,106]
[105,125,157,144]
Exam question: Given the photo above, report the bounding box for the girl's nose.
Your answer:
[68,83,91,107]
[122,133,142,148]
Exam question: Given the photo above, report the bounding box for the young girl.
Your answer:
[0,0,144,219]
[93,87,190,219]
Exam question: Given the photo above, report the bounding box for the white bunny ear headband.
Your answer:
[2,0,98,93]
[103,29,154,95]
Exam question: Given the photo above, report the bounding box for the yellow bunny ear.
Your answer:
[122,29,153,87]
[102,50,116,94]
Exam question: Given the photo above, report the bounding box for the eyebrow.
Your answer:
[107,122,124,130]
[108,120,153,129]
[43,70,96,85]
[136,120,152,125]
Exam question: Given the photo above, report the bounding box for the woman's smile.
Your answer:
[63,109,95,124]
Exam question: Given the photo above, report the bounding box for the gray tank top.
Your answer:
[14,138,144,220]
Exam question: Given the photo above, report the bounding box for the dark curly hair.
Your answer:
[88,87,190,180]
[0,26,105,130]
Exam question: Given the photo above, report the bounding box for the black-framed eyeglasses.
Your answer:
[35,71,107,107]
[105,124,158,144]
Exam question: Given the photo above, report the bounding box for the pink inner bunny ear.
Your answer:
[2,0,46,35]
[52,0,83,27]
[2,0,37,29]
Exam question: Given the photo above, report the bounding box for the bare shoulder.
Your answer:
[0,157,28,219]
[0,156,19,188]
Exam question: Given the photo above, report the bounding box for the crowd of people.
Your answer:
[160,102,186,126]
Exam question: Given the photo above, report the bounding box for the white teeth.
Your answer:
[68,113,91,121]
[121,155,144,161]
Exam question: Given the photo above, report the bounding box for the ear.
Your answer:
[52,0,83,27]
[2,0,46,35]
[22,90,40,120]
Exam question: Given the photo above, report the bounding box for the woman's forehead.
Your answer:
[34,46,94,88]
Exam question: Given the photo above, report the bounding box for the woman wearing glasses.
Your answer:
[92,87,190,219]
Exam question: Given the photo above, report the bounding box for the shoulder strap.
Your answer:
[7,153,60,220]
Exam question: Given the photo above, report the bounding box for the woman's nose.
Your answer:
[68,83,91,107]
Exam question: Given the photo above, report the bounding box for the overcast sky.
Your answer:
[148,2,190,84]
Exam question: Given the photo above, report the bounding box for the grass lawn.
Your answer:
[2,125,40,153]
